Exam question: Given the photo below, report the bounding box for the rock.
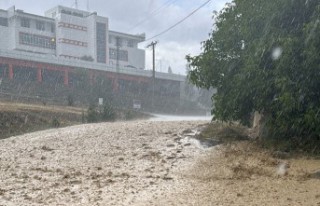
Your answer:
[162,176,173,181]
[173,137,181,142]
[107,171,113,177]
[237,193,243,197]
[277,162,288,176]
[166,144,175,148]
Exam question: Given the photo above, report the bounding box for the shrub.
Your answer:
[67,95,74,106]
[101,103,116,121]
[86,103,116,123]
[51,117,60,128]
[86,104,99,123]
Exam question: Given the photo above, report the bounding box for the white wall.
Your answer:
[56,13,91,58]
[0,26,11,49]
[128,48,145,70]
[13,17,56,54]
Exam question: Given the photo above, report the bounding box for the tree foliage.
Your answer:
[187,0,320,141]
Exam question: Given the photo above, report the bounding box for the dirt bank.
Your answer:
[0,101,151,139]
[0,102,84,139]
[0,121,319,205]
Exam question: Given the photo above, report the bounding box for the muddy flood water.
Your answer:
[0,120,319,205]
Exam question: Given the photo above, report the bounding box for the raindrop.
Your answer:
[241,40,245,50]
[271,47,283,60]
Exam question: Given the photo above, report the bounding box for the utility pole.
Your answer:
[147,41,158,111]
[112,36,121,95]
[75,0,78,9]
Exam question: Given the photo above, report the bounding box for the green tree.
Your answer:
[187,0,320,143]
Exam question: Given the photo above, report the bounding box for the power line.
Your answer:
[129,0,179,31]
[144,0,212,42]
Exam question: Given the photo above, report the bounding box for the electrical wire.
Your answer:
[128,0,179,31]
[143,0,212,42]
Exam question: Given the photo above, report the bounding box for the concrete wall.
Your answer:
[127,48,145,70]
[0,10,11,50]
[0,26,11,50]
[56,13,92,58]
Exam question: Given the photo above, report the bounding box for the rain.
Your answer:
[0,0,319,205]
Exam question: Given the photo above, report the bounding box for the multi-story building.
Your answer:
[0,5,146,69]
[0,5,186,113]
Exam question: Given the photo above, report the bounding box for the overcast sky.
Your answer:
[0,0,229,74]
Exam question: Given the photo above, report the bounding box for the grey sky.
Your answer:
[0,0,229,74]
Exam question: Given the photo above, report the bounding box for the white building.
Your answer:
[0,5,145,69]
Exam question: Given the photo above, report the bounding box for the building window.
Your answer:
[108,35,113,44]
[109,48,128,62]
[127,40,135,48]
[58,38,87,47]
[96,22,107,63]
[36,21,45,31]
[21,18,30,28]
[51,23,55,33]
[115,37,122,47]
[19,32,55,49]
[0,17,8,27]
[61,9,84,18]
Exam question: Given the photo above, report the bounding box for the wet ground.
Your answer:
[0,120,319,205]
[0,120,211,205]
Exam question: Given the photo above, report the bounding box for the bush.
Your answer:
[67,95,74,106]
[86,104,99,123]
[86,103,116,123]
[51,117,60,128]
[101,103,116,121]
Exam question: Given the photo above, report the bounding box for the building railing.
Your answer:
[0,49,186,82]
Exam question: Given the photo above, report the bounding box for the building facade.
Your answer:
[0,5,145,69]
[0,5,187,113]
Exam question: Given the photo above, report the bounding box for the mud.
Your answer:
[0,121,319,205]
